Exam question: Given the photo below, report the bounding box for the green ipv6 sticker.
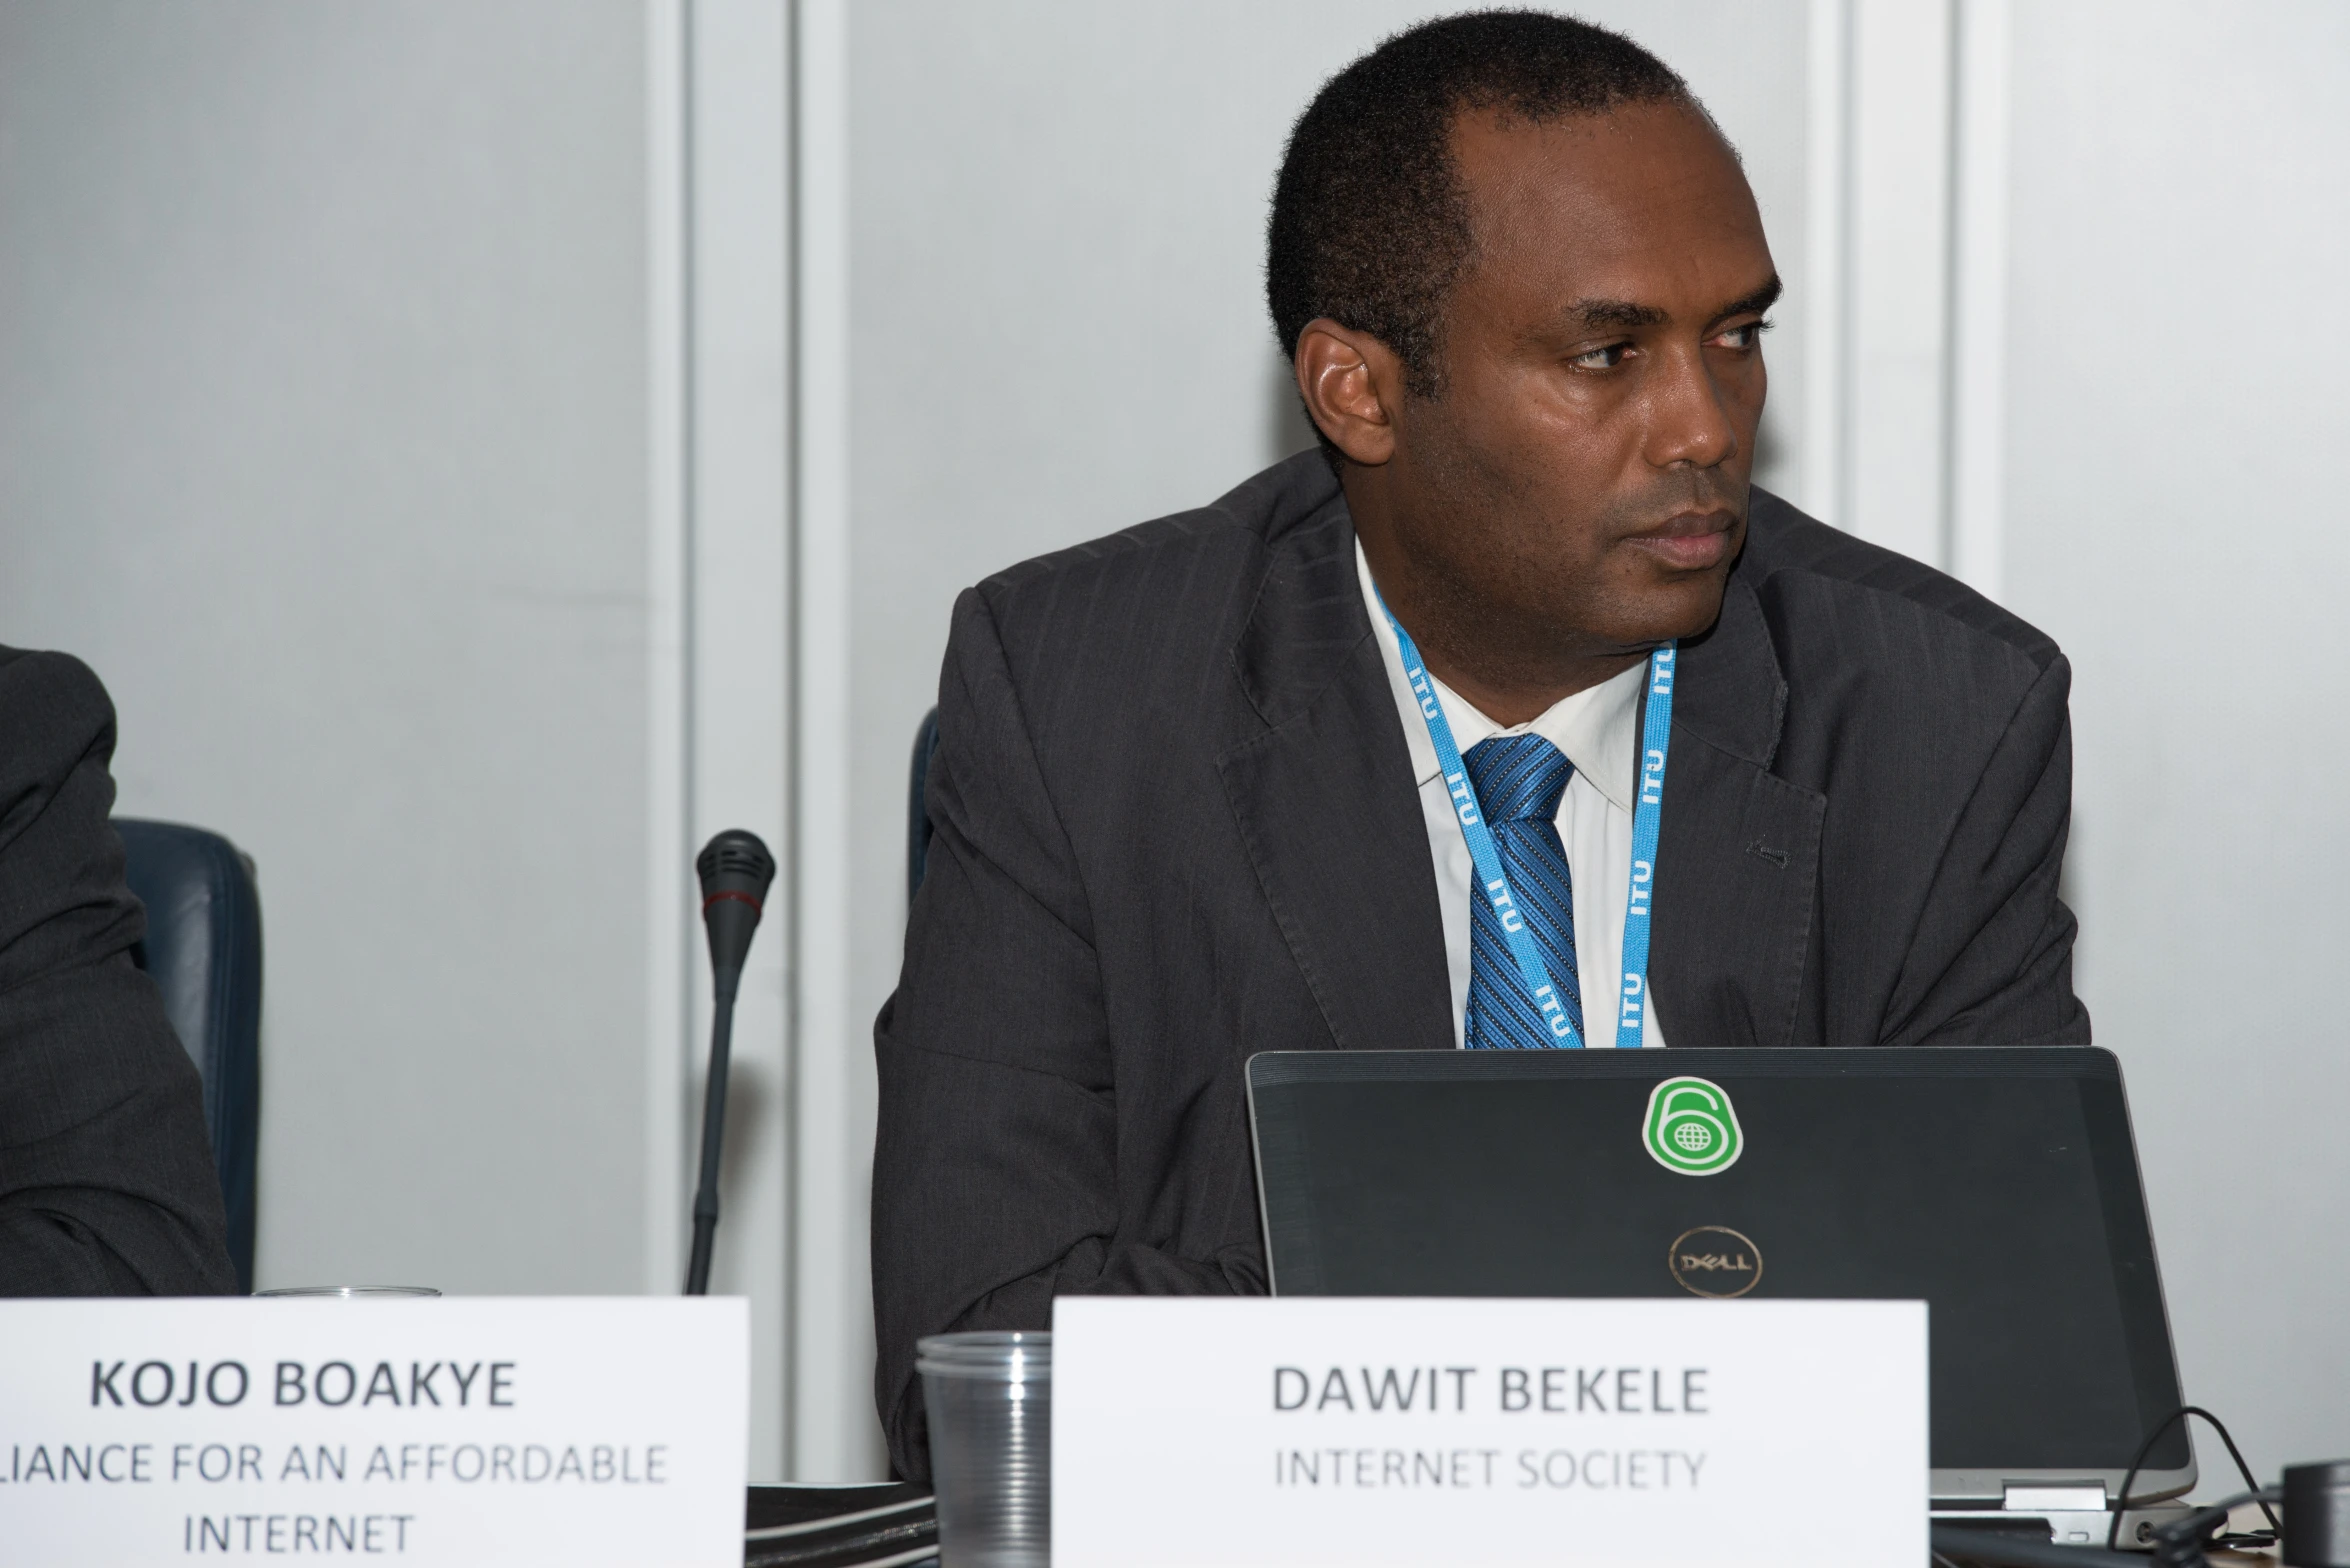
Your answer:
[1643,1076,1743,1175]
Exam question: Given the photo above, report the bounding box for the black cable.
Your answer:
[2147,1486,2284,1568]
[2107,1405,2280,1551]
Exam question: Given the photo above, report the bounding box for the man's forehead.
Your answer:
[1447,97,1744,202]
[1446,101,1771,323]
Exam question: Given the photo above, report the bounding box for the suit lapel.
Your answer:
[1652,573,1825,1048]
[1216,498,1454,1054]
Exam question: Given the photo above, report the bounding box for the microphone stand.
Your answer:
[684,976,740,1296]
[685,830,775,1296]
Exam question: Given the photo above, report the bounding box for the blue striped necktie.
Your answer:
[1461,734,1582,1050]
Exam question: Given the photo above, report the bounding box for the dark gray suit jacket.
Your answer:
[872,452,2086,1477]
[0,647,236,1296]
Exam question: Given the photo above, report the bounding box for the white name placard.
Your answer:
[0,1297,747,1566]
[1054,1297,1925,1568]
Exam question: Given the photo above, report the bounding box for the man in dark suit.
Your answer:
[872,12,2085,1475]
[0,646,236,1294]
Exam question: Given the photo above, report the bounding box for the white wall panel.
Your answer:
[790,0,867,1485]
[1947,0,2010,599]
[2003,0,2350,1481]
[0,0,656,1296]
[0,0,800,1476]
[1839,0,1954,563]
[683,0,796,1479]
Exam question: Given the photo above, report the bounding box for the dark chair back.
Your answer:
[908,708,941,901]
[115,819,262,1293]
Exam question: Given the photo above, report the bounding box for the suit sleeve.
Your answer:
[871,588,1239,1481]
[0,651,237,1296]
[1883,652,2091,1049]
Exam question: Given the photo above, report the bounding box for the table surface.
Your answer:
[748,1487,2287,1564]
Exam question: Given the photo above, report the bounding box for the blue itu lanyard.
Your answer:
[1378,596,1675,1049]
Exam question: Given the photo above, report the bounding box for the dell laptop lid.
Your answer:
[1245,1046,2191,1505]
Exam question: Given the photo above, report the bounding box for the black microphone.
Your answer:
[685,829,776,1296]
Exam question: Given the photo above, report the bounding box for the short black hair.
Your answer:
[1267,10,1697,404]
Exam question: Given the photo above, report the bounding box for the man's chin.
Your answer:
[1618,572,1732,650]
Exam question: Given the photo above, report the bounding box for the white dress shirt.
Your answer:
[1358,540,1668,1050]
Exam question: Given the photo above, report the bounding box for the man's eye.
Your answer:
[1712,319,1773,351]
[1569,343,1632,371]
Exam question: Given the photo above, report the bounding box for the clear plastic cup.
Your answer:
[918,1331,1050,1567]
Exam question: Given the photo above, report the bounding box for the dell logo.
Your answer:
[1667,1226,1763,1299]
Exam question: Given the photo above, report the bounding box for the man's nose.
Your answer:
[1644,344,1741,471]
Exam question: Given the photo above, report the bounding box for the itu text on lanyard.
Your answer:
[1377,595,1675,1049]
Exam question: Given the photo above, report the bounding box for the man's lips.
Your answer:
[1624,510,1737,571]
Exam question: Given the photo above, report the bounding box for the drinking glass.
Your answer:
[918,1330,1050,1567]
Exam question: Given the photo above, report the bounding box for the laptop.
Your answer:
[1246,1046,2194,1529]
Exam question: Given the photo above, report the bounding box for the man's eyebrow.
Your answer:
[1555,275,1782,333]
[1563,298,1668,330]
[1709,276,1783,324]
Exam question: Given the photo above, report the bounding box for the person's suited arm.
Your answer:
[0,650,235,1295]
[1882,651,2091,1049]
[872,589,1243,1480]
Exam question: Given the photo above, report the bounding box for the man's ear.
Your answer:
[1293,319,1402,466]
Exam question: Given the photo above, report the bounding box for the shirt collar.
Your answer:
[1357,538,1642,814]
